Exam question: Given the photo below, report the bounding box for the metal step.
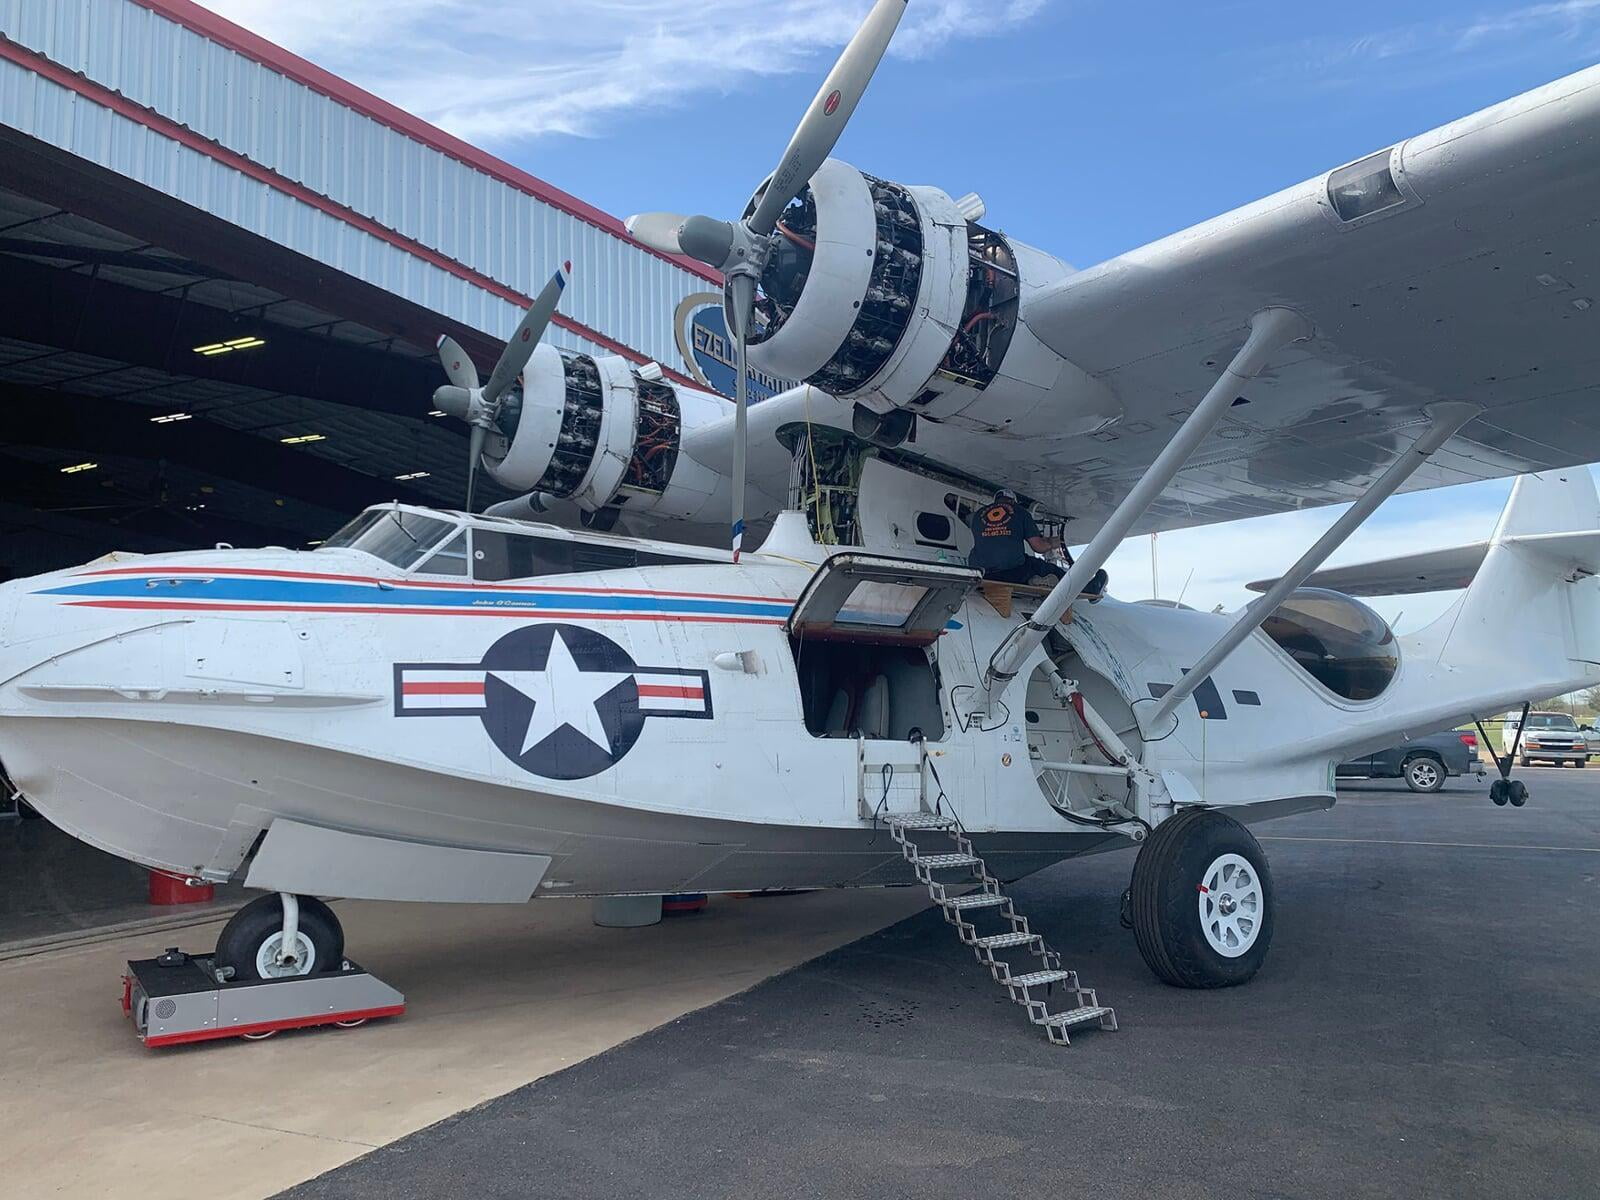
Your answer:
[1008,969,1075,988]
[974,931,1040,950]
[886,812,959,830]
[942,892,1008,911]
[914,853,981,870]
[1041,1006,1115,1030]
[884,805,1115,1046]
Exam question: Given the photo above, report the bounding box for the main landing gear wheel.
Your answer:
[1403,755,1445,793]
[1490,779,1510,806]
[215,894,344,982]
[1508,780,1529,808]
[1129,809,1274,989]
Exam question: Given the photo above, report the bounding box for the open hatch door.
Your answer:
[787,553,980,646]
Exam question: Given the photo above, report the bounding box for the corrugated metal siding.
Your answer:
[0,0,711,366]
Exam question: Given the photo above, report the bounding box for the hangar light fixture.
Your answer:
[193,336,267,357]
[280,433,326,445]
[428,409,447,418]
[60,462,98,474]
[394,471,431,481]
[150,412,193,424]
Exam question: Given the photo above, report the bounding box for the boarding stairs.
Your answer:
[885,811,1117,1046]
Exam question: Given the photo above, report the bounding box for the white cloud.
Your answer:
[1269,1,1600,92]
[199,1,1048,143]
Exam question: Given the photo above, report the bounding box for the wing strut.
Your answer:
[1147,401,1480,730]
[967,306,1311,718]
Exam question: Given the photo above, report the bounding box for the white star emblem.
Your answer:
[490,629,635,757]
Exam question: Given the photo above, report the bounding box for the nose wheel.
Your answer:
[1477,704,1531,808]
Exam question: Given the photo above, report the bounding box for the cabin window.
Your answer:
[1261,588,1399,701]
[470,529,715,581]
[322,510,455,569]
[915,512,954,545]
[793,641,945,742]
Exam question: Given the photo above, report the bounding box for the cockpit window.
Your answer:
[1261,588,1399,701]
[417,532,469,576]
[320,510,456,570]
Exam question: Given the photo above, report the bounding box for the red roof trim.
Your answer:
[0,35,703,391]
[126,0,723,286]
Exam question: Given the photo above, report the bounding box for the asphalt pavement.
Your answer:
[281,768,1600,1200]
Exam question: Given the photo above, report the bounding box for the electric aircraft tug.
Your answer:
[5,1,1600,1044]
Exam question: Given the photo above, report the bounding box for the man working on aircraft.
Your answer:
[967,489,1107,596]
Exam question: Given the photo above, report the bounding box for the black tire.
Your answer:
[215,894,343,982]
[1402,754,1446,793]
[1575,759,1587,769]
[1490,779,1510,806]
[1130,809,1274,989]
[1509,780,1529,808]
[1520,756,1532,768]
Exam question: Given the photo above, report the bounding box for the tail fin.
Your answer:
[1415,469,1600,670]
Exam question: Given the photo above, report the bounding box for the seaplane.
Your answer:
[5,2,1600,1044]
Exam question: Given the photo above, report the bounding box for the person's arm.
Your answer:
[1015,507,1056,554]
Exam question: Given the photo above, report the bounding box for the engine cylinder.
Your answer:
[481,351,734,528]
[745,159,1121,441]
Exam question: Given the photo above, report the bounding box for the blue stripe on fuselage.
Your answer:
[40,576,795,618]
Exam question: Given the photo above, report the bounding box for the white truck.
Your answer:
[1501,711,1590,767]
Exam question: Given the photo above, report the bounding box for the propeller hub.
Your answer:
[678,216,740,273]
[432,384,474,421]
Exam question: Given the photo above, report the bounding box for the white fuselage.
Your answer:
[0,507,1593,901]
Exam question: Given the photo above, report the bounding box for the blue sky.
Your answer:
[206,0,1600,625]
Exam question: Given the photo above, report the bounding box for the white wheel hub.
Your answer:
[1198,852,1263,958]
[255,931,317,979]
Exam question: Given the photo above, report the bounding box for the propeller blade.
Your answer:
[747,0,907,236]
[727,272,756,562]
[435,335,479,390]
[483,262,571,406]
[466,422,488,514]
[432,384,473,420]
[624,212,690,256]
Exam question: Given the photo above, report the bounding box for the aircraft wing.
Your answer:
[1003,64,1600,540]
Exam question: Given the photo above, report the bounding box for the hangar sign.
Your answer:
[673,292,793,404]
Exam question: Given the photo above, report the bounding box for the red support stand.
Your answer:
[148,870,215,906]
[661,892,708,916]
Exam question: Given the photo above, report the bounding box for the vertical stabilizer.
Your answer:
[1416,469,1600,673]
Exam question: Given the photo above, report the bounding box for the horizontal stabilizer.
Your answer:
[1246,543,1489,597]
[1248,530,1600,597]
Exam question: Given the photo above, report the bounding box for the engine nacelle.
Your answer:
[482,345,733,526]
[747,159,1119,439]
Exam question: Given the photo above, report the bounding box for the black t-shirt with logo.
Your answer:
[967,499,1039,570]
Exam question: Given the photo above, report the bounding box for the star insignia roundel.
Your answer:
[393,623,712,781]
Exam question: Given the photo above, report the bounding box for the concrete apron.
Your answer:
[0,890,929,1199]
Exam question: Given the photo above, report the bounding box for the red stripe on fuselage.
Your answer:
[401,681,484,696]
[636,685,704,700]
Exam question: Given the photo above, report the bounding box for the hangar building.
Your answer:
[0,0,721,578]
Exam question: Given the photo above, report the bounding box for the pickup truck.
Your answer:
[1501,711,1589,767]
[1337,729,1484,793]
